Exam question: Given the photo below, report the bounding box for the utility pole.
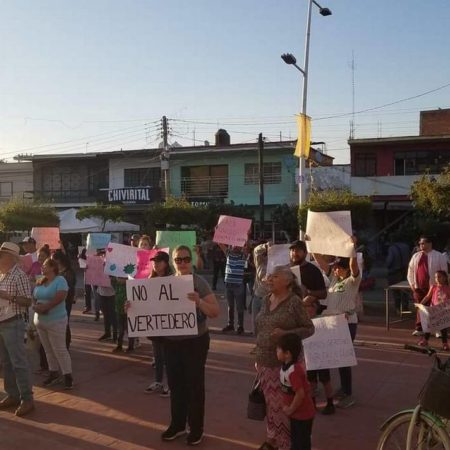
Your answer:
[161,115,170,200]
[258,133,265,239]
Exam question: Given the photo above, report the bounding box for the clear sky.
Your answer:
[1,0,450,164]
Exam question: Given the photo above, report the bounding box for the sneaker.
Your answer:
[412,330,424,336]
[43,371,61,387]
[98,333,111,341]
[237,326,244,335]
[14,399,35,417]
[336,395,355,409]
[418,339,429,347]
[64,374,73,390]
[222,325,234,333]
[186,431,204,446]
[334,388,346,401]
[144,382,164,394]
[160,386,170,398]
[0,396,20,409]
[320,404,336,415]
[161,426,186,441]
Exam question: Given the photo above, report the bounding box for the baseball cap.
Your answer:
[289,240,307,252]
[150,251,169,263]
[21,237,36,244]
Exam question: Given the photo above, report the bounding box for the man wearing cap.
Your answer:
[289,240,327,303]
[0,242,35,416]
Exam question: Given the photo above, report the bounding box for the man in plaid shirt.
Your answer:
[0,242,34,416]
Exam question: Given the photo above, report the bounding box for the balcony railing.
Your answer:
[181,176,228,199]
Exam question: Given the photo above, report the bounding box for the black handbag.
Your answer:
[247,377,266,421]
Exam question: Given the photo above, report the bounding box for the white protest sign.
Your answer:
[290,265,302,285]
[305,211,354,258]
[416,303,450,333]
[31,227,60,250]
[126,275,197,338]
[267,244,291,274]
[303,314,357,371]
[104,243,139,278]
[213,215,252,247]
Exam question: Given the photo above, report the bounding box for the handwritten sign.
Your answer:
[86,233,111,251]
[155,230,197,265]
[126,275,197,337]
[303,314,357,371]
[305,211,354,258]
[213,215,252,248]
[416,303,450,333]
[135,248,169,279]
[267,244,291,274]
[31,227,60,250]
[85,255,111,287]
[104,243,139,278]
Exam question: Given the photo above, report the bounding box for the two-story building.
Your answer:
[349,108,450,227]
[24,130,334,228]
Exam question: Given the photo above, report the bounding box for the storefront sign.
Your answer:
[108,187,151,204]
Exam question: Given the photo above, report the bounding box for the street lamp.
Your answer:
[281,0,332,238]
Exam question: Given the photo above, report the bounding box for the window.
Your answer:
[394,151,450,175]
[354,153,377,176]
[244,162,282,184]
[0,182,13,197]
[124,167,161,188]
[181,165,228,198]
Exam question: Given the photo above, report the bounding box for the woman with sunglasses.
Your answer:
[161,245,219,446]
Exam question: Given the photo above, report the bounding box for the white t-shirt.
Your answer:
[323,272,362,324]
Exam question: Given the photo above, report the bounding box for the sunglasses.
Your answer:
[174,256,192,264]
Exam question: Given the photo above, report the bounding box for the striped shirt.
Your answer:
[323,272,362,324]
[224,250,246,285]
[0,264,32,321]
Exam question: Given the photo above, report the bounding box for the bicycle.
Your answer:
[377,344,450,450]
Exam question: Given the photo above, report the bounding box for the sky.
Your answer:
[1,0,450,164]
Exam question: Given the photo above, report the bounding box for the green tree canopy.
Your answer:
[76,204,124,231]
[298,189,373,232]
[411,164,450,220]
[0,199,59,232]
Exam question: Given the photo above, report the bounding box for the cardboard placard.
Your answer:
[213,215,252,248]
[126,275,197,337]
[86,233,111,251]
[416,303,450,333]
[31,227,60,250]
[267,244,291,274]
[104,243,139,278]
[85,255,111,287]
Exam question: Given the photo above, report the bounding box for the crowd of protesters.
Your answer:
[0,229,448,450]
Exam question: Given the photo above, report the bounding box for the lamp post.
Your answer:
[281,0,331,237]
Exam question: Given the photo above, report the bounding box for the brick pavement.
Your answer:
[0,292,444,450]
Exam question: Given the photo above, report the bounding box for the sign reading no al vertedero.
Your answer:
[126,275,198,338]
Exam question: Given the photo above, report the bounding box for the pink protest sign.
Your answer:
[135,248,169,279]
[213,215,252,247]
[85,255,111,287]
[31,227,60,250]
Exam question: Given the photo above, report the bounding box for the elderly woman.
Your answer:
[162,245,219,446]
[255,265,314,450]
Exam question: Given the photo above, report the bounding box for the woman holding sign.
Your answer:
[162,245,219,446]
[312,238,361,410]
[255,265,314,450]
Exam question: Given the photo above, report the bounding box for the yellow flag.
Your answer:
[294,114,311,158]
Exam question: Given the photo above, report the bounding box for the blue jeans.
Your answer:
[225,283,246,328]
[0,319,33,401]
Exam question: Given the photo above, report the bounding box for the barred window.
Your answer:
[124,168,161,187]
[244,162,281,184]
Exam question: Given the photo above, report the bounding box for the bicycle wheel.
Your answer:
[377,411,450,450]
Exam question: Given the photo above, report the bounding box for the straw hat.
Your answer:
[0,242,21,258]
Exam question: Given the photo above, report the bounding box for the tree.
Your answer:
[411,164,450,220]
[271,204,299,241]
[298,189,373,232]
[76,204,124,231]
[0,199,59,232]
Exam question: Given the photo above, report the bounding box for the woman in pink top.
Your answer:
[419,270,450,350]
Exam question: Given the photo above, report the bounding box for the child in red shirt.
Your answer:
[277,333,315,450]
